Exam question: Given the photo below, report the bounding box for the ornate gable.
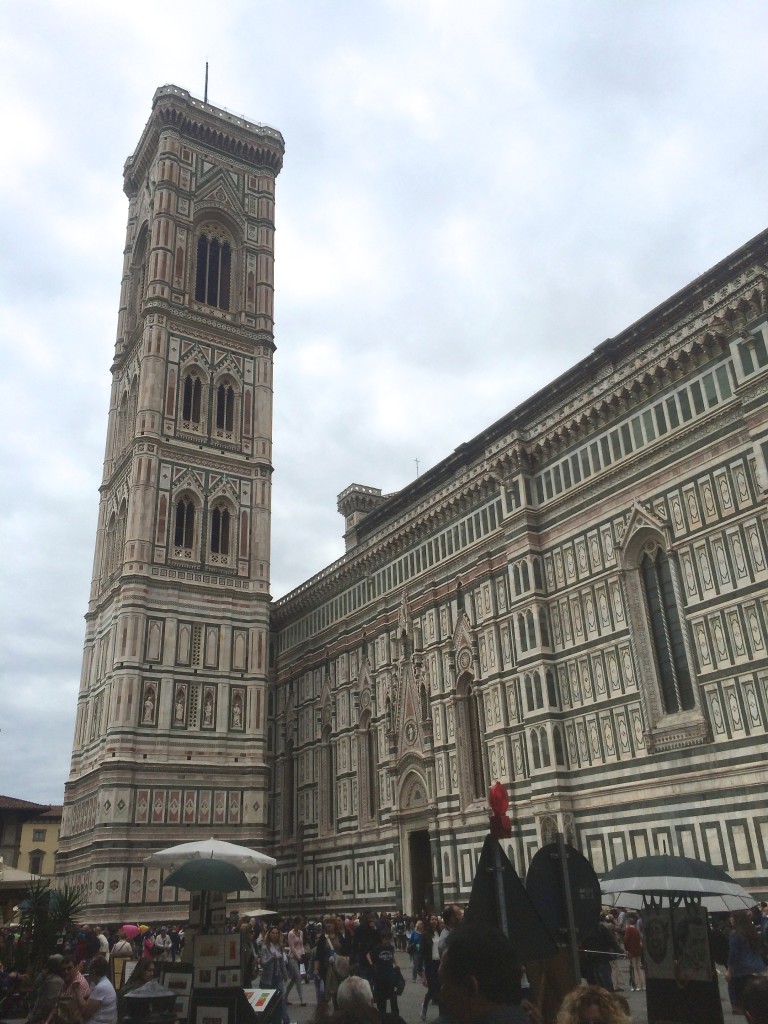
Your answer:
[195,169,244,217]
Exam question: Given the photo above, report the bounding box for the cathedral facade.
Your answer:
[270,243,768,914]
[61,86,768,918]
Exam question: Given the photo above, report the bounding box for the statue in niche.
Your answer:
[203,692,214,727]
[175,688,185,722]
[142,688,156,724]
[232,698,243,728]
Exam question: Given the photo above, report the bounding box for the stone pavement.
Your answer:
[283,951,742,1024]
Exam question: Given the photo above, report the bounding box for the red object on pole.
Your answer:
[488,780,512,838]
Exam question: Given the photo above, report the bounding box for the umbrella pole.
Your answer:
[491,840,509,937]
[557,832,581,985]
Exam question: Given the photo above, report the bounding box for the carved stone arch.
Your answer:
[195,172,246,224]
[171,469,204,506]
[398,767,430,812]
[617,500,671,569]
[212,350,244,383]
[208,474,240,505]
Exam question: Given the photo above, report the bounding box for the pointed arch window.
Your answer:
[174,496,196,549]
[210,504,230,555]
[458,674,486,802]
[216,383,235,432]
[195,232,231,310]
[641,548,695,714]
[182,372,202,423]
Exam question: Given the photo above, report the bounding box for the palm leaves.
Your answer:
[17,879,87,971]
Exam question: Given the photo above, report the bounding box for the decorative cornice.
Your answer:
[124,85,284,197]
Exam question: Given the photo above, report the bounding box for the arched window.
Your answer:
[522,562,531,591]
[210,504,230,555]
[533,557,543,590]
[540,728,551,767]
[216,382,235,432]
[182,371,202,424]
[531,731,541,770]
[546,670,558,707]
[554,725,567,767]
[518,614,528,653]
[321,724,335,833]
[284,742,295,838]
[458,674,486,801]
[539,609,550,647]
[526,610,536,648]
[195,231,231,309]
[358,714,378,823]
[524,674,534,711]
[174,496,196,549]
[116,390,129,452]
[533,671,543,708]
[513,564,521,595]
[641,547,695,713]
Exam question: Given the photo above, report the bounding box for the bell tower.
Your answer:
[58,86,284,916]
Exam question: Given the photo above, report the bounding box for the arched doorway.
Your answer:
[398,770,435,917]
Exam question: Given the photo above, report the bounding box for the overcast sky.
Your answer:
[3,0,768,807]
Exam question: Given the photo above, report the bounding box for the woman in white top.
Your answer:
[71,957,116,1024]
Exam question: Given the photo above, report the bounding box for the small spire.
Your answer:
[204,61,209,104]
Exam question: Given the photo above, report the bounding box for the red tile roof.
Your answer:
[0,796,50,811]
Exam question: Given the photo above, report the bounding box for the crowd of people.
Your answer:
[2,900,768,1024]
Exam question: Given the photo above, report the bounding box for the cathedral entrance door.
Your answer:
[407,829,433,918]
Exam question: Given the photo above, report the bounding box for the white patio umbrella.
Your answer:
[601,854,757,913]
[144,837,276,870]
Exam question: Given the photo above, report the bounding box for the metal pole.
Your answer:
[557,831,581,983]
[492,840,509,937]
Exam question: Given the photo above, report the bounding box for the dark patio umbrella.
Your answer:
[601,854,756,912]
[162,858,253,893]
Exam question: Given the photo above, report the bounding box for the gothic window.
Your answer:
[641,547,695,714]
[553,725,567,767]
[116,390,129,453]
[458,673,486,802]
[533,557,543,590]
[127,224,148,331]
[518,614,528,653]
[174,496,196,550]
[540,727,551,767]
[358,713,378,823]
[526,610,536,648]
[513,565,521,595]
[182,371,202,424]
[195,230,231,309]
[216,381,235,432]
[546,670,558,707]
[539,609,550,647]
[321,724,335,833]
[525,674,534,711]
[210,503,231,556]
[531,730,541,769]
[284,742,295,839]
[533,671,543,708]
[522,562,531,590]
